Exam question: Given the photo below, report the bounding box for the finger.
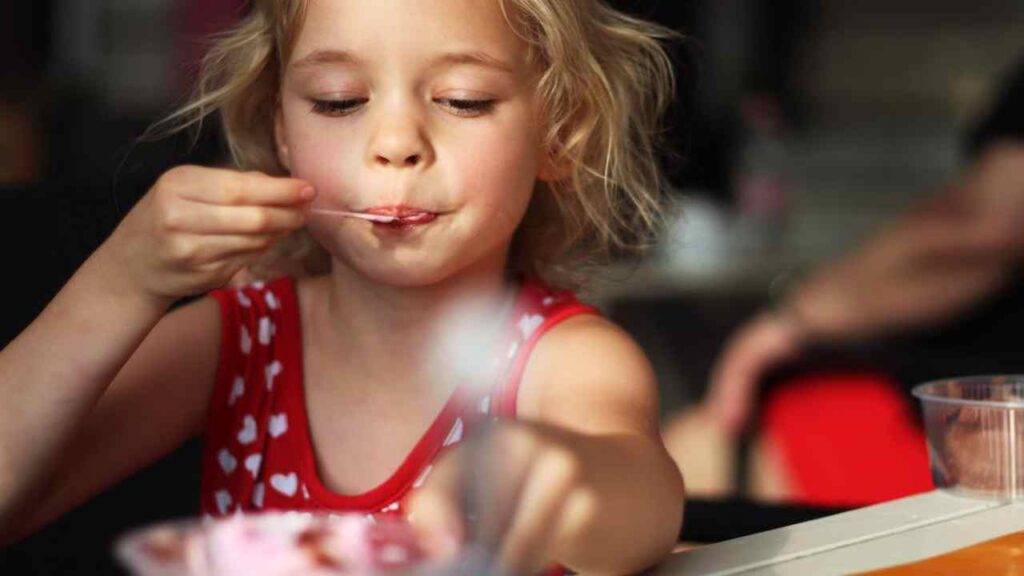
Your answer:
[406,482,465,562]
[225,266,257,288]
[718,359,757,435]
[708,353,754,435]
[711,315,802,434]
[408,427,533,567]
[472,425,539,554]
[170,233,283,265]
[178,169,315,207]
[213,232,294,261]
[494,451,578,576]
[165,202,307,235]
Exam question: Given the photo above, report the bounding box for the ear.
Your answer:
[274,104,292,171]
[537,147,572,183]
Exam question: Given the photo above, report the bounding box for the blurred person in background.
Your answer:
[665,53,1024,504]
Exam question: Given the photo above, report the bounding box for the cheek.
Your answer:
[448,124,539,214]
[281,105,367,205]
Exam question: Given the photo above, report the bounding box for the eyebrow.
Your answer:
[291,49,516,74]
[292,49,364,69]
[435,51,516,73]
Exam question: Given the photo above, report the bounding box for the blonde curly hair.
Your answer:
[154,0,679,290]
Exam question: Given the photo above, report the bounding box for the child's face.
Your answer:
[276,0,554,287]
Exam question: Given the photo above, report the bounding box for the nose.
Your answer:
[367,107,434,170]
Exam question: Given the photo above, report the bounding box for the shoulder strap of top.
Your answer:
[200,277,295,516]
[492,279,599,418]
[205,279,292,411]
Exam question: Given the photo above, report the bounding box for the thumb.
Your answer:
[710,312,806,434]
[710,360,756,436]
[407,486,464,562]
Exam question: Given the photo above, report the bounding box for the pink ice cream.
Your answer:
[117,512,426,576]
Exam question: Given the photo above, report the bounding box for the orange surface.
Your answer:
[857,530,1024,575]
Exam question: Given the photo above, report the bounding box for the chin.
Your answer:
[311,227,506,289]
[345,255,459,288]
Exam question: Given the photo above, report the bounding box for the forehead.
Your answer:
[290,0,530,70]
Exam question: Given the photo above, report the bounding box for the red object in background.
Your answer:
[761,372,934,507]
[173,0,247,92]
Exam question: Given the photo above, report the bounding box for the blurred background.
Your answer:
[2,0,1023,573]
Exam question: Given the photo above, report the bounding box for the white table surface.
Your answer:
[655,491,1024,575]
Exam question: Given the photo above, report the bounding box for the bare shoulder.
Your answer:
[516,314,660,436]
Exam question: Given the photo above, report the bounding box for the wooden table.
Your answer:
[655,491,1024,575]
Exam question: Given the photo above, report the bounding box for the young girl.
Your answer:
[0,0,685,573]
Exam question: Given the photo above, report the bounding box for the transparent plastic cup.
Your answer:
[913,375,1024,500]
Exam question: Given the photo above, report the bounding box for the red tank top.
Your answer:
[200,276,596,571]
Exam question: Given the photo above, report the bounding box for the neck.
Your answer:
[315,255,515,391]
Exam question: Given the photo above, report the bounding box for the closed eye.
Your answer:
[310,97,496,118]
[311,98,367,116]
[437,98,496,117]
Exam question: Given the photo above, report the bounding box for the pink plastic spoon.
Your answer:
[309,208,400,223]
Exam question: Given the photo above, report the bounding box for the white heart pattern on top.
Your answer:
[258,317,273,346]
[506,340,520,360]
[217,448,237,475]
[237,415,257,445]
[442,418,464,447]
[265,291,280,310]
[270,473,298,497]
[268,413,288,438]
[244,454,262,478]
[265,361,283,390]
[240,326,252,355]
[413,465,434,488]
[252,482,265,508]
[236,289,252,308]
[228,377,245,406]
[517,314,544,339]
[215,490,233,516]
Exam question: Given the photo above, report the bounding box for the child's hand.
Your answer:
[98,166,315,302]
[408,420,591,576]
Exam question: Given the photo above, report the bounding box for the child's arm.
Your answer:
[0,167,313,542]
[0,276,219,542]
[512,315,684,574]
[411,315,685,575]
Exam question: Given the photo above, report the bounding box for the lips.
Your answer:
[362,205,438,226]
[363,205,433,218]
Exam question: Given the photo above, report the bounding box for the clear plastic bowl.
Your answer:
[913,375,1024,500]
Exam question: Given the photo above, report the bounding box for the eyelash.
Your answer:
[443,99,497,115]
[310,98,364,116]
[310,98,496,117]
